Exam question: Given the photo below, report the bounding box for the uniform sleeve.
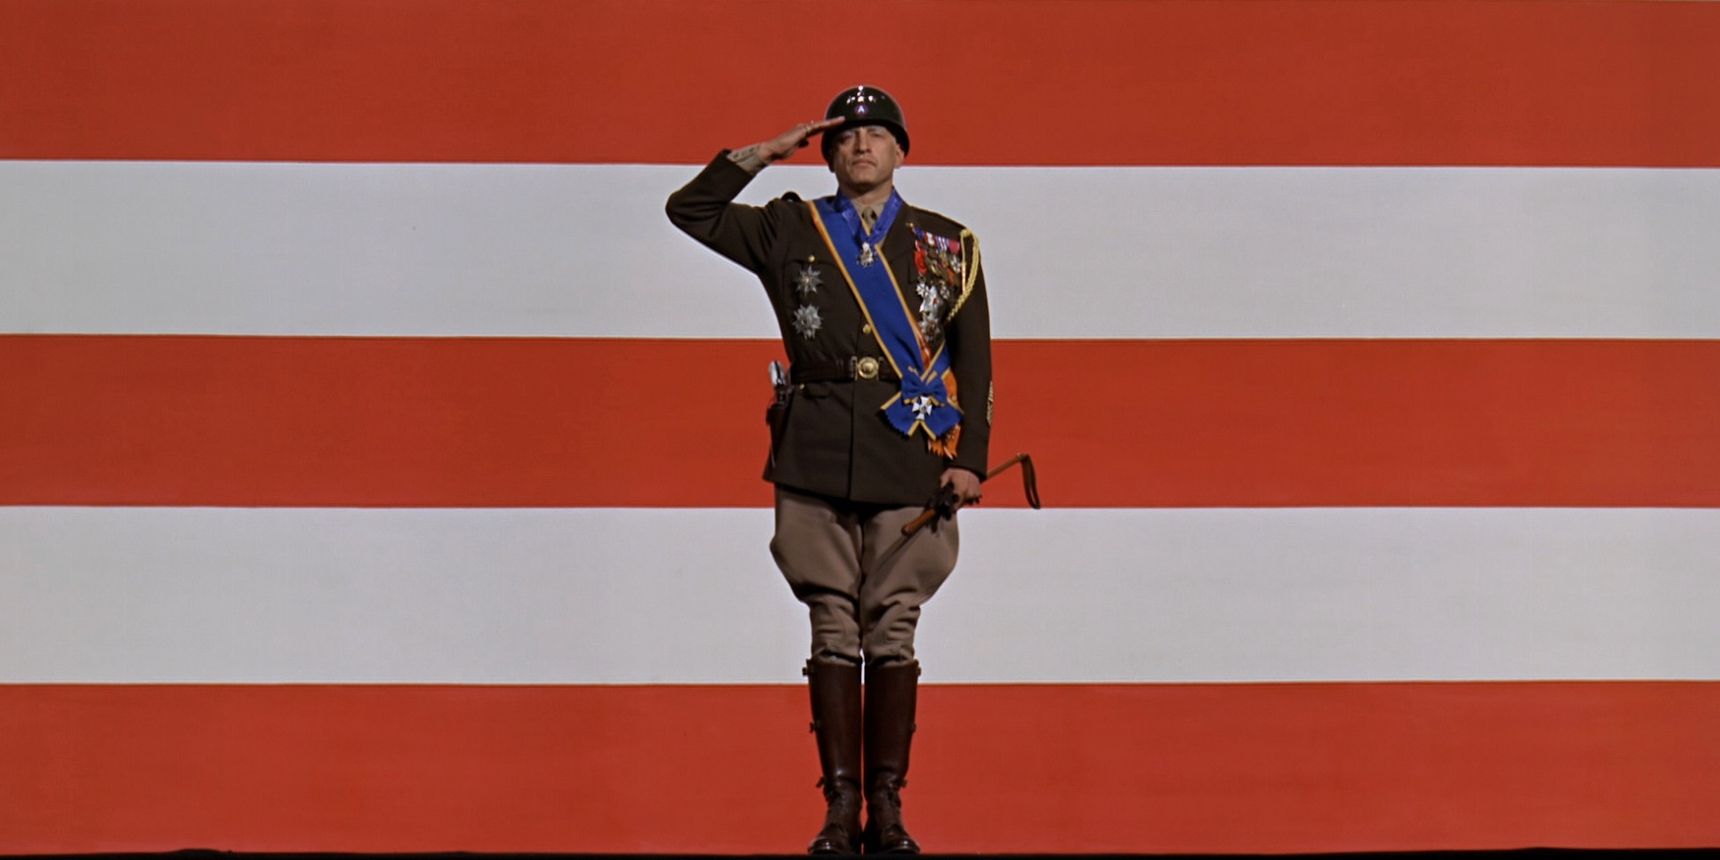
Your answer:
[948,238,992,477]
[665,151,788,275]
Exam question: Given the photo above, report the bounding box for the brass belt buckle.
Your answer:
[855,356,881,380]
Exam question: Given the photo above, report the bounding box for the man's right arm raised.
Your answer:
[665,119,843,274]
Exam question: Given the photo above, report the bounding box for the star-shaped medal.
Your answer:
[917,281,944,319]
[795,265,822,298]
[917,281,945,338]
[792,304,822,339]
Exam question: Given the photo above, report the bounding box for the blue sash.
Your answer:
[810,195,962,442]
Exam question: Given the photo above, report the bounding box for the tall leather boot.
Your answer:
[863,660,922,854]
[806,659,863,854]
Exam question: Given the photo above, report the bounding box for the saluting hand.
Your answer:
[753,117,846,163]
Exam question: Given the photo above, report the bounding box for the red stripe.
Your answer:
[5,335,1718,508]
[2,1,1718,166]
[2,682,1715,853]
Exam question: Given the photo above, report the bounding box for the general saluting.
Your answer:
[666,85,1009,854]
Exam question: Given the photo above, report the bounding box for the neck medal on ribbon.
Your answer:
[834,191,902,268]
[809,193,962,452]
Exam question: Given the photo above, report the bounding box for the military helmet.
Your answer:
[820,85,910,160]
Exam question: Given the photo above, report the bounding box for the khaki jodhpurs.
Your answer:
[770,485,960,665]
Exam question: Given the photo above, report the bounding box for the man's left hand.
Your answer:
[940,468,982,509]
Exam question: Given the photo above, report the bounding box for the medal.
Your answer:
[792,304,823,339]
[916,280,945,338]
[910,225,971,335]
[917,281,943,316]
[795,263,822,296]
[910,395,936,421]
[835,191,903,271]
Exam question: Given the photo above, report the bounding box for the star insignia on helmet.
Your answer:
[792,304,823,339]
[795,266,822,297]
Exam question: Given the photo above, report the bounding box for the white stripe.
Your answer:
[4,161,1717,338]
[4,506,1716,684]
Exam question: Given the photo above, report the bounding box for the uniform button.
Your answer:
[862,324,873,334]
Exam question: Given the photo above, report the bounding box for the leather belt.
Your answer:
[791,356,899,384]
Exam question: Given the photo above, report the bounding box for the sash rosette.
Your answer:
[884,354,961,440]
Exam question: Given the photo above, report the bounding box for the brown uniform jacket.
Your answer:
[666,153,992,506]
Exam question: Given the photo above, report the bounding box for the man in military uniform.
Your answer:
[666,86,991,854]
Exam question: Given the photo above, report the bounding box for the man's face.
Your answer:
[828,124,904,192]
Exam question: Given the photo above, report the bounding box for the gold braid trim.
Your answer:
[948,228,980,320]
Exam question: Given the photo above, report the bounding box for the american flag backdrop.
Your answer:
[3,0,1719,853]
